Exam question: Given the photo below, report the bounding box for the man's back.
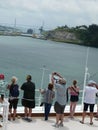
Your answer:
[84,85,98,104]
[55,83,67,105]
[21,81,35,99]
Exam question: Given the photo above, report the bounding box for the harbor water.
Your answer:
[0,36,98,105]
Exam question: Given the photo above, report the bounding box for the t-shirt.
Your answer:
[84,86,98,104]
[55,83,67,105]
[21,81,35,100]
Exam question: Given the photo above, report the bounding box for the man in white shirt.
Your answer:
[80,80,98,125]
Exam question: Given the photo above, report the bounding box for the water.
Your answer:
[0,36,98,105]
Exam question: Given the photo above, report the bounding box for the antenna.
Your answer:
[13,18,16,33]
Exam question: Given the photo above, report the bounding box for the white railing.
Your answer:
[0,98,9,130]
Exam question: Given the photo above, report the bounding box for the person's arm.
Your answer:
[93,83,98,89]
[39,89,45,94]
[54,72,63,79]
[51,72,64,84]
[51,72,55,85]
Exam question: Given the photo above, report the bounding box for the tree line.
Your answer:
[54,24,98,48]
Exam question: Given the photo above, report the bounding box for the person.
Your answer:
[68,80,79,119]
[7,76,19,121]
[80,80,98,125]
[94,92,98,118]
[51,72,68,127]
[39,83,55,120]
[0,74,8,99]
[0,74,8,127]
[21,75,35,122]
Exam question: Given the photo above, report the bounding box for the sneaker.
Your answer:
[59,123,64,127]
[80,121,84,124]
[13,117,15,121]
[68,116,74,119]
[22,117,28,121]
[45,117,48,121]
[53,123,59,128]
[26,118,32,122]
[8,118,11,121]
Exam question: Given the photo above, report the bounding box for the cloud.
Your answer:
[0,0,98,29]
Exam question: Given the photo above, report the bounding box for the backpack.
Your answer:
[10,84,19,97]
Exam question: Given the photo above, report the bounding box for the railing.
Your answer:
[0,98,9,130]
[0,88,98,113]
[16,89,84,107]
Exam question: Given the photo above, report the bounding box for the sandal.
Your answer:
[80,121,84,124]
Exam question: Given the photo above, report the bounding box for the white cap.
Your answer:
[88,80,96,84]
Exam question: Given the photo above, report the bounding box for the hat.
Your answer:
[88,80,96,85]
[0,74,4,80]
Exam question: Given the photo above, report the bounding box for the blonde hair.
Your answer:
[11,76,18,84]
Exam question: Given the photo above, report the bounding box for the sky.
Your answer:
[0,0,98,30]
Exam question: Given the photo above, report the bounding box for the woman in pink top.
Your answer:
[68,80,79,118]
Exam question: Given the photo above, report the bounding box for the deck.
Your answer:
[0,116,98,130]
[0,99,98,130]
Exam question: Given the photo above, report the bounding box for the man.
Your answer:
[51,72,68,127]
[80,80,98,125]
[21,75,35,122]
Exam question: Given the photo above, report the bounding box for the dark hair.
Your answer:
[48,83,54,90]
[26,75,32,81]
[73,80,77,86]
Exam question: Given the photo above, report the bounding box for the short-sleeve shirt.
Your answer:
[43,89,55,104]
[21,81,35,100]
[84,86,98,104]
[55,83,67,105]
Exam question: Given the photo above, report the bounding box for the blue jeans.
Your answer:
[44,103,52,120]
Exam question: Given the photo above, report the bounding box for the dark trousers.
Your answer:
[44,103,52,120]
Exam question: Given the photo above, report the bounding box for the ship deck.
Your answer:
[0,105,98,130]
[1,115,98,130]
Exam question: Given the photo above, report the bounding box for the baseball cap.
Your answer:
[0,74,5,80]
[88,80,96,84]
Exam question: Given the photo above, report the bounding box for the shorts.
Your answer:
[70,95,79,102]
[22,99,35,108]
[9,99,18,109]
[83,102,95,112]
[54,101,65,114]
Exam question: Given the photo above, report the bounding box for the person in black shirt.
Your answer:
[21,75,35,122]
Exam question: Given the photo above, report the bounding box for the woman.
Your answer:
[7,76,19,121]
[39,83,55,120]
[68,80,79,119]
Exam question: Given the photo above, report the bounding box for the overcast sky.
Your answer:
[0,0,98,30]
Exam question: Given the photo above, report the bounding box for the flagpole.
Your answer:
[39,65,48,106]
[81,47,89,109]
